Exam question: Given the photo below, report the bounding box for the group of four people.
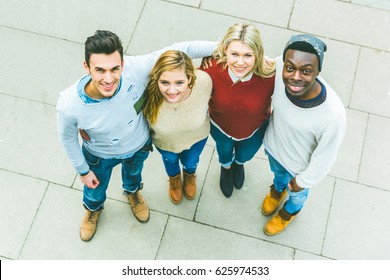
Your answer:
[57,23,346,242]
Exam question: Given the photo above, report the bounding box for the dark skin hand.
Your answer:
[200,56,213,69]
[79,129,90,141]
[288,177,304,192]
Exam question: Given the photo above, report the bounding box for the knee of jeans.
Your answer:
[183,162,198,172]
[288,188,309,200]
[163,156,179,164]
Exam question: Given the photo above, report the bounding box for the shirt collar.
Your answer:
[228,67,253,83]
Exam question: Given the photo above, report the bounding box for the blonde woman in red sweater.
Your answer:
[201,22,276,198]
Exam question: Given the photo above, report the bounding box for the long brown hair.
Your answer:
[143,50,196,124]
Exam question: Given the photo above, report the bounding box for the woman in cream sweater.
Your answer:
[143,50,212,204]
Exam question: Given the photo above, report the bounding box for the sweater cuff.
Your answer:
[75,161,90,176]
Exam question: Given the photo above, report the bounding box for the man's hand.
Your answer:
[288,177,304,192]
[79,129,91,141]
[80,171,100,189]
[200,56,213,69]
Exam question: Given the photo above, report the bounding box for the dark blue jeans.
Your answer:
[210,120,268,168]
[82,138,152,211]
[156,137,208,177]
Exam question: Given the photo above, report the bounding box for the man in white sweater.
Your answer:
[261,34,346,235]
[57,30,216,241]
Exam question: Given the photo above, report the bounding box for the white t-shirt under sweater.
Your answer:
[263,56,346,189]
[150,70,212,153]
[57,41,217,174]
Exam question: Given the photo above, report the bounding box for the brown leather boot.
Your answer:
[127,190,150,223]
[264,207,297,236]
[261,185,287,216]
[168,173,182,204]
[80,207,103,242]
[183,172,196,200]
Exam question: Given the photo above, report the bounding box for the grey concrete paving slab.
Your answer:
[329,109,368,182]
[127,0,239,54]
[0,170,47,259]
[0,27,84,105]
[290,0,390,51]
[201,0,294,28]
[323,179,390,259]
[0,94,75,186]
[0,0,144,44]
[156,216,294,259]
[353,0,390,11]
[19,183,168,259]
[73,145,215,220]
[319,39,360,107]
[369,1,390,10]
[196,156,335,255]
[294,251,331,260]
[358,114,390,191]
[196,156,273,238]
[252,23,296,59]
[168,0,201,7]
[350,48,390,118]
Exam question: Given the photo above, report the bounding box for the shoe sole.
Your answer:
[133,212,150,223]
[80,232,95,242]
[261,209,277,216]
[263,227,279,236]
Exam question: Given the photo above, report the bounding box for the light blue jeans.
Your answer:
[266,150,309,214]
[82,138,152,211]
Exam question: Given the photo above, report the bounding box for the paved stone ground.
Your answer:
[0,0,390,260]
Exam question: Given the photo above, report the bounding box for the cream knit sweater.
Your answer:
[150,70,212,153]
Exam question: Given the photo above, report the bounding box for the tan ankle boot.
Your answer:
[169,173,182,204]
[261,185,287,216]
[127,190,150,223]
[183,172,196,200]
[80,208,102,242]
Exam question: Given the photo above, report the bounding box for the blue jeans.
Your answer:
[266,150,309,214]
[156,137,207,177]
[210,120,268,168]
[82,138,152,211]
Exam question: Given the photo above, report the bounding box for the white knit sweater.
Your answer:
[263,57,346,189]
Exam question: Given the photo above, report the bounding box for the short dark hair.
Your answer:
[84,30,123,67]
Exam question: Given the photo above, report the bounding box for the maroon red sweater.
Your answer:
[202,60,275,139]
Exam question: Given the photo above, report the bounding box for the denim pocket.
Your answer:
[82,146,100,166]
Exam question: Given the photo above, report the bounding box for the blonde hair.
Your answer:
[143,50,196,124]
[213,22,275,78]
